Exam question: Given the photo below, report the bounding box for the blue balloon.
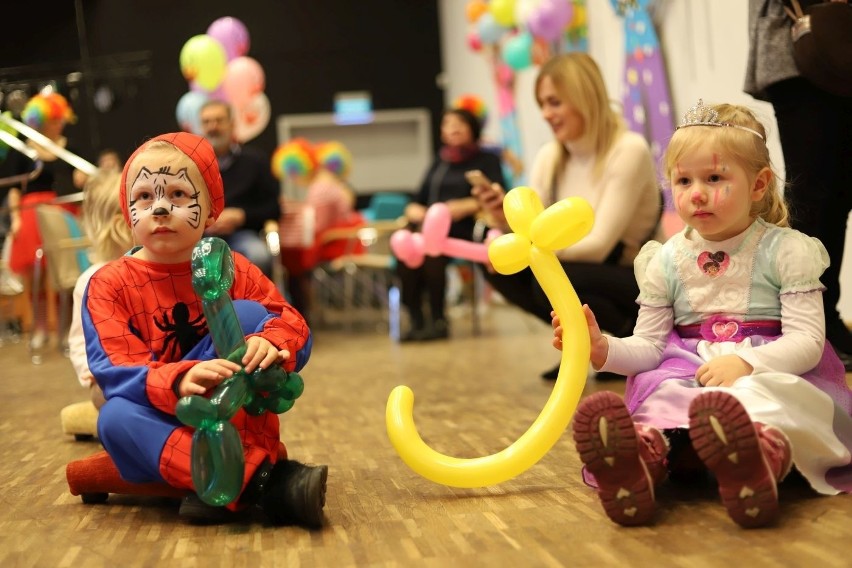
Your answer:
[175,91,210,135]
[478,13,508,45]
[503,32,534,71]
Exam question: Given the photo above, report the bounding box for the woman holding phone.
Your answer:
[398,97,505,341]
[473,53,661,379]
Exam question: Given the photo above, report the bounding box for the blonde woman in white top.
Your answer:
[473,53,661,378]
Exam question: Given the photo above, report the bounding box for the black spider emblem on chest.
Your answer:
[154,302,207,360]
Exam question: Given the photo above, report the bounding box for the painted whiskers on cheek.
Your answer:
[128,166,204,229]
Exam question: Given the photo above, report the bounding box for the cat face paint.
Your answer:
[126,147,212,263]
[128,166,204,228]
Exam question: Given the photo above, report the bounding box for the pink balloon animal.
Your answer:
[390,203,500,269]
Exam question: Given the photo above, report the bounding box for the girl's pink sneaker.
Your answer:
[572,391,667,526]
[688,390,791,528]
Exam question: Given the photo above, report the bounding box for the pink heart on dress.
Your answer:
[697,250,729,278]
[711,321,739,341]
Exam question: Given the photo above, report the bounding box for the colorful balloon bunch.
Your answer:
[175,237,304,506]
[175,17,270,143]
[465,0,586,70]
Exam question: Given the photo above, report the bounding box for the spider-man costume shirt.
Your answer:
[82,251,312,499]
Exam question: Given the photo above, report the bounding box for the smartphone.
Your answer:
[465,169,492,191]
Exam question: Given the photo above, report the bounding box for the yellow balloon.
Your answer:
[488,233,531,275]
[570,5,587,30]
[530,197,594,251]
[503,186,543,238]
[180,35,227,91]
[386,187,595,488]
[490,0,517,27]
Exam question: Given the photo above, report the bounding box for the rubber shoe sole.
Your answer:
[573,391,656,526]
[688,391,779,528]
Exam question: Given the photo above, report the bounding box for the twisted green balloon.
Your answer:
[175,237,303,506]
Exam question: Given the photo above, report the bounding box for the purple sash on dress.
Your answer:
[676,318,781,343]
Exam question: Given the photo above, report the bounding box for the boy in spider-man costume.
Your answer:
[82,132,326,526]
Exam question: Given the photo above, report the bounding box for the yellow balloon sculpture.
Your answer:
[386,187,594,487]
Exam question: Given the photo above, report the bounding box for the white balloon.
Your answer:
[233,92,270,142]
[514,0,542,28]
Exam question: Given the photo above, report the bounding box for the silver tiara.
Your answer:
[677,99,765,141]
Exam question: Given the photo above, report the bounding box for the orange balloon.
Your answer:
[532,37,552,66]
[466,0,488,23]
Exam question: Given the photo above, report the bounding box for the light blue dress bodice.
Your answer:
[635,218,828,326]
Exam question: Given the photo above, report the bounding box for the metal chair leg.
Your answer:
[30,248,44,364]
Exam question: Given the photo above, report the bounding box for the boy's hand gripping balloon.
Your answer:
[175,237,304,506]
[390,202,501,268]
[386,187,593,487]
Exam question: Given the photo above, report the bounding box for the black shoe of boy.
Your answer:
[259,460,328,528]
[541,363,560,380]
[178,494,238,525]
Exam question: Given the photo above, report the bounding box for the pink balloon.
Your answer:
[442,239,490,263]
[467,30,483,52]
[223,56,265,107]
[390,230,425,269]
[421,203,452,256]
[392,203,499,268]
[207,17,251,61]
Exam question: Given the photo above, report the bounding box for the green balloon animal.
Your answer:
[175,237,304,506]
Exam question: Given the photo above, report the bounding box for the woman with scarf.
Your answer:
[398,97,505,341]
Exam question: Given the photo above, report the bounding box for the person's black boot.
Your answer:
[401,325,426,342]
[419,318,449,341]
[259,460,328,528]
[178,494,239,524]
[541,363,560,380]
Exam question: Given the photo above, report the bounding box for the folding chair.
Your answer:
[312,217,406,332]
[32,204,90,362]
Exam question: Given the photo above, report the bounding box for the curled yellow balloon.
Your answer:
[386,187,593,487]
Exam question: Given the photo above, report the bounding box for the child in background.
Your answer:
[60,171,132,438]
[7,92,87,347]
[82,132,326,527]
[273,138,362,322]
[553,100,852,528]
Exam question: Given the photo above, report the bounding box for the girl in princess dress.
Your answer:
[552,100,852,528]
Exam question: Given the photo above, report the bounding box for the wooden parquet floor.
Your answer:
[2,305,852,567]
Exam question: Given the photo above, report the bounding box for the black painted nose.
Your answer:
[153,207,169,216]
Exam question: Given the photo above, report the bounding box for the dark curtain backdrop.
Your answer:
[0,0,444,168]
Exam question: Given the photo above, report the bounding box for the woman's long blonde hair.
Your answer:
[82,171,133,262]
[535,53,625,187]
[663,103,789,227]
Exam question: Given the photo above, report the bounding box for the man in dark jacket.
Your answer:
[200,100,281,277]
